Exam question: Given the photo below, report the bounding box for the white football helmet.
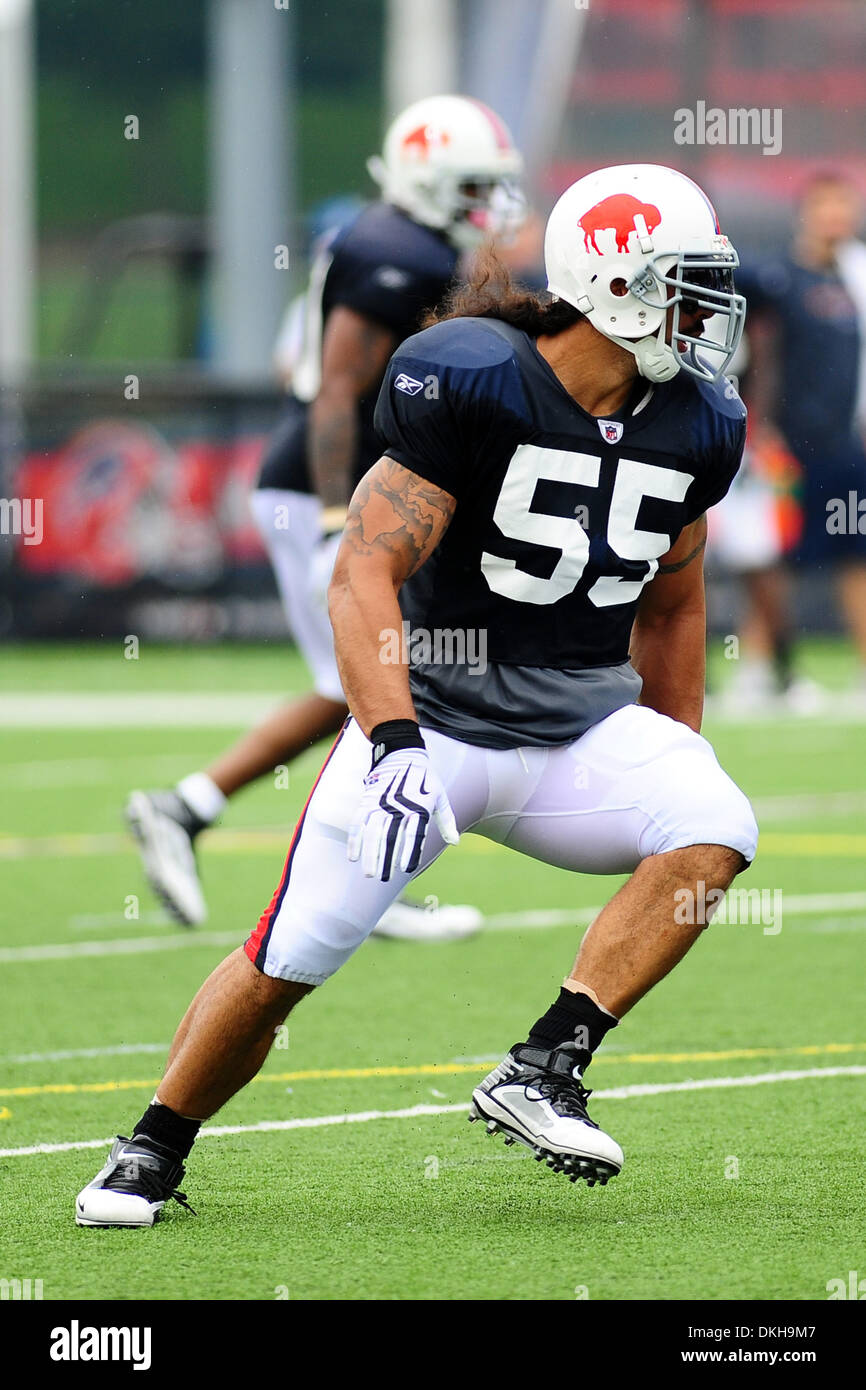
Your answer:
[368,95,525,252]
[544,164,746,383]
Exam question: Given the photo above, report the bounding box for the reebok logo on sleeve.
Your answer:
[394,373,425,396]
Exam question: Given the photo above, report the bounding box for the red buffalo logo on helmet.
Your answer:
[402,123,452,159]
[578,194,662,255]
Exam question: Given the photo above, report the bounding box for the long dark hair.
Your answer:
[423,246,583,337]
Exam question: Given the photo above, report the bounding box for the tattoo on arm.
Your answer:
[657,532,707,574]
[343,458,456,582]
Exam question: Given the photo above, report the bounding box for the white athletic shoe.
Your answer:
[720,659,777,715]
[783,676,827,716]
[372,898,483,941]
[76,1135,194,1228]
[125,789,208,927]
[470,1041,623,1186]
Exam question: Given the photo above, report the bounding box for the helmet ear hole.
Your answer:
[610,277,629,298]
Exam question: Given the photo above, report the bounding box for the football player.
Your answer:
[77,164,758,1227]
[125,94,524,941]
[735,172,866,703]
[706,341,810,712]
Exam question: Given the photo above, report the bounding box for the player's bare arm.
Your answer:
[309,307,398,511]
[329,456,456,735]
[630,514,708,733]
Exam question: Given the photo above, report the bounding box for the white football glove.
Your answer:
[347,746,459,881]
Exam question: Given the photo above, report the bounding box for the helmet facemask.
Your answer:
[627,249,746,383]
[417,174,527,251]
[456,178,527,242]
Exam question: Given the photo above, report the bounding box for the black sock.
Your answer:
[773,633,793,690]
[133,1102,201,1159]
[524,988,617,1058]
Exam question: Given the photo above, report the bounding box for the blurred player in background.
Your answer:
[707,337,810,711]
[736,172,866,703]
[125,94,525,939]
[481,199,547,292]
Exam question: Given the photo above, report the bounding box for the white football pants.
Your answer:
[249,487,344,703]
[245,705,759,984]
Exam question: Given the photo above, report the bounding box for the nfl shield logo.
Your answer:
[598,419,623,444]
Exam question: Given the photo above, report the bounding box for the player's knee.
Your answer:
[698,842,749,885]
[716,784,758,868]
[249,911,369,988]
[243,948,313,1006]
[687,778,757,870]
[651,758,758,867]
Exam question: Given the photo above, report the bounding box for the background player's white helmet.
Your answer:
[544,164,746,383]
[368,94,525,252]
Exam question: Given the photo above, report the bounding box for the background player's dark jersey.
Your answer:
[375,317,746,747]
[257,202,459,494]
[735,256,860,455]
[735,254,866,565]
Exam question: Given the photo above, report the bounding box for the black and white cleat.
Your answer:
[468,1041,623,1188]
[76,1135,195,1228]
[125,789,207,927]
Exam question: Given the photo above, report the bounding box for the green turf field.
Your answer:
[1,642,865,1301]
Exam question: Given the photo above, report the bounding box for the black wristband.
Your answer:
[369,719,425,769]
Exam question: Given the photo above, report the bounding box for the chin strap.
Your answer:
[629,335,681,383]
[607,321,681,383]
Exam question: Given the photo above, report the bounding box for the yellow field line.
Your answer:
[3,1041,865,1099]
[758,833,866,856]
[3,829,866,860]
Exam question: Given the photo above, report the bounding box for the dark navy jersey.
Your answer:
[376,317,745,674]
[320,201,458,341]
[736,256,861,454]
[257,203,459,494]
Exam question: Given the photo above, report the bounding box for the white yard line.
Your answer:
[705,699,866,726]
[482,897,866,929]
[0,694,282,728]
[596,1065,866,1099]
[1,1043,170,1065]
[3,891,866,964]
[779,890,866,914]
[0,754,192,789]
[1,691,865,730]
[751,790,866,820]
[0,930,242,963]
[0,750,322,790]
[67,911,171,931]
[2,1064,863,1159]
[483,907,599,930]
